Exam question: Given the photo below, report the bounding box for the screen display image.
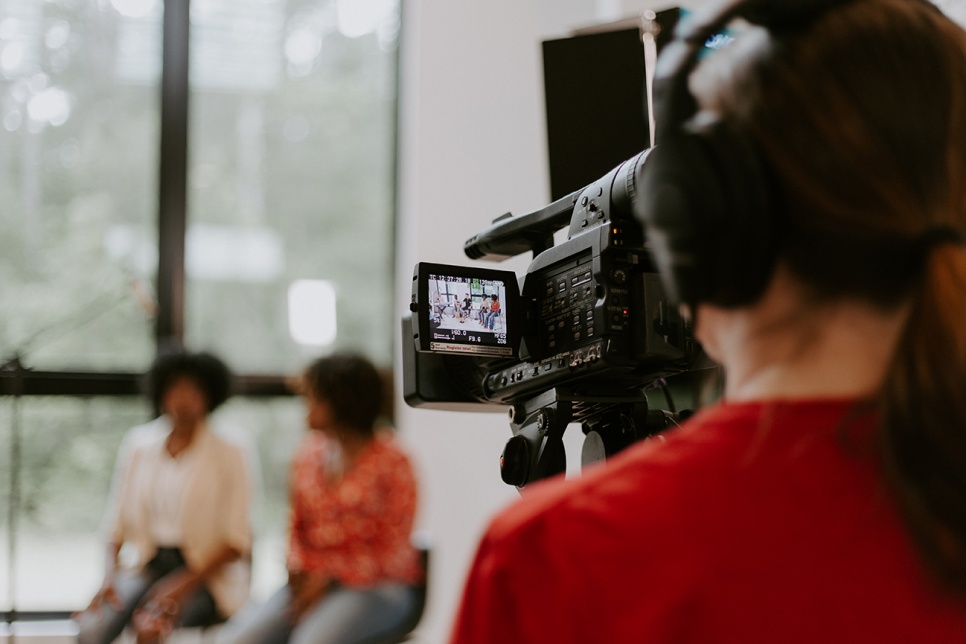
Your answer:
[426,271,512,356]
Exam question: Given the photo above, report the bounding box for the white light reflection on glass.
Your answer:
[3,110,22,132]
[110,0,159,19]
[336,0,396,39]
[27,86,71,127]
[45,20,70,49]
[288,280,338,346]
[1,41,25,73]
[285,27,321,66]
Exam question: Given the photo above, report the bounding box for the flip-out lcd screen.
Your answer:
[412,262,519,358]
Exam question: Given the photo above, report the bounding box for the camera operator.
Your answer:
[449,0,966,641]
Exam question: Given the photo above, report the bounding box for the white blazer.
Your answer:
[104,417,254,616]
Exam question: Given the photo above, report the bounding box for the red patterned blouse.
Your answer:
[287,431,422,587]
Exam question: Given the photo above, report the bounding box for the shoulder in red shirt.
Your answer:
[451,399,966,643]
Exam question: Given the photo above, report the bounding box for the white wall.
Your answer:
[394,1,966,639]
[393,1,709,641]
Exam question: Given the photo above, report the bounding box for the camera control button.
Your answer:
[500,436,530,487]
[611,267,629,285]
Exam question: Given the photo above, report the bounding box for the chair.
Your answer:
[366,536,431,644]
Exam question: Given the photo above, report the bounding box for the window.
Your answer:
[0,0,159,372]
[186,0,399,373]
[0,397,148,610]
[1,0,399,611]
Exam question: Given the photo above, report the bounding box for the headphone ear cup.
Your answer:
[636,122,779,308]
[635,135,724,307]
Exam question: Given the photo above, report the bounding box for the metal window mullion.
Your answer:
[156,0,191,350]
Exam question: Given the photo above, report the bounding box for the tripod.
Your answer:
[498,386,687,490]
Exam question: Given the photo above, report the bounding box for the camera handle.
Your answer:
[463,189,581,262]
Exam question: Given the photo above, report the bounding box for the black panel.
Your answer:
[542,28,649,201]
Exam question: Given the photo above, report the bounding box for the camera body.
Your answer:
[403,151,698,416]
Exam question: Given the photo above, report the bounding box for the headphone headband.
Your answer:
[638,0,952,308]
[636,0,860,308]
[678,0,852,42]
[655,0,852,141]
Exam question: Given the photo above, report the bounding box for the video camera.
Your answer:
[402,148,705,489]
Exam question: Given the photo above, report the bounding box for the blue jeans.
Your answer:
[218,582,418,644]
[74,548,220,644]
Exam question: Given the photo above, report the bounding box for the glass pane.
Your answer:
[0,0,159,372]
[0,394,303,611]
[185,0,400,374]
[0,396,149,611]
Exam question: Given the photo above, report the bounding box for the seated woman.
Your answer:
[484,294,500,330]
[219,352,422,644]
[75,350,254,644]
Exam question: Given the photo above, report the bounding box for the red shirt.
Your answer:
[287,431,421,587]
[451,399,966,643]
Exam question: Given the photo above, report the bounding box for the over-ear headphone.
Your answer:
[634,0,854,308]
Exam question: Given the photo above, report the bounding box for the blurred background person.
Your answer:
[75,350,255,644]
[219,352,422,644]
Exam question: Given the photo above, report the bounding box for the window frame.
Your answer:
[0,0,407,616]
[0,0,295,397]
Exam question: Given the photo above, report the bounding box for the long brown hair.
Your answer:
[693,0,966,592]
